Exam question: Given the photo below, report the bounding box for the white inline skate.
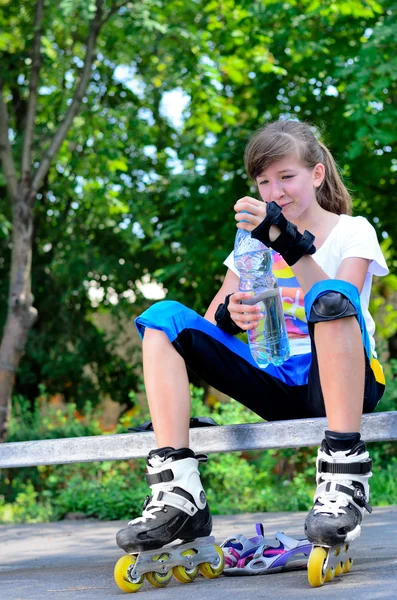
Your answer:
[305,433,372,587]
[114,447,223,593]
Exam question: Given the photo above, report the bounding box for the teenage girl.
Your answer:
[116,120,388,556]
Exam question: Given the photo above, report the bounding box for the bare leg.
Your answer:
[314,316,365,432]
[142,328,191,448]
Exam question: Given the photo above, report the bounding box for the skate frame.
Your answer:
[128,536,220,580]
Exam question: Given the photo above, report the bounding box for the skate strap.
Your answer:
[318,458,372,475]
[274,531,300,549]
[152,490,198,516]
[316,481,372,514]
[146,469,174,485]
[332,482,372,514]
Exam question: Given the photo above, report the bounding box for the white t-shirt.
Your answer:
[224,215,388,357]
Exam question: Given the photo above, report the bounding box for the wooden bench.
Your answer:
[0,411,396,468]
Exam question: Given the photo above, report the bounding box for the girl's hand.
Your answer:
[234,196,267,232]
[228,291,264,331]
[234,196,281,241]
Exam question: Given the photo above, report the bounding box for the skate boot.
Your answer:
[305,431,372,587]
[114,446,224,593]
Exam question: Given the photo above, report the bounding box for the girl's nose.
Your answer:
[270,183,285,202]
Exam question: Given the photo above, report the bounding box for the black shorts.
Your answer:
[135,299,385,422]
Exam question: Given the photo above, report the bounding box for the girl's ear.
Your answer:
[313,163,326,188]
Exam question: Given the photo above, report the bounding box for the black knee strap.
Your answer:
[308,291,357,323]
[251,201,316,266]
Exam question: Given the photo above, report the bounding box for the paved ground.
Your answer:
[0,506,396,600]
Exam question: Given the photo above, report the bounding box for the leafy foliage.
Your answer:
[0,1,396,409]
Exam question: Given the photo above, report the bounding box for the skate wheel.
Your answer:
[335,561,344,576]
[307,546,327,587]
[343,558,353,573]
[173,549,199,583]
[114,555,144,593]
[325,567,335,582]
[199,545,224,579]
[146,553,172,588]
[146,570,172,587]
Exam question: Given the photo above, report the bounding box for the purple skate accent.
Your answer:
[269,543,313,569]
[256,523,264,537]
[224,541,244,550]
[263,548,286,556]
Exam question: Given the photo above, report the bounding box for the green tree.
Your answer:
[0,0,164,439]
[1,0,395,441]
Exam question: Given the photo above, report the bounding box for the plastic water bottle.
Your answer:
[234,222,290,368]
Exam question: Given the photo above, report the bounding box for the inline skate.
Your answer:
[222,523,312,575]
[114,447,223,593]
[305,431,372,587]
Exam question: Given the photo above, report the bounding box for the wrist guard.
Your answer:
[251,201,316,266]
[215,294,244,335]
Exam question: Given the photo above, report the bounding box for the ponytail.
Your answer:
[317,142,352,215]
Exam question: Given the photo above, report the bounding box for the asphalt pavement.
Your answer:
[0,506,396,600]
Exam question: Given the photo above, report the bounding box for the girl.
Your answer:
[116,120,388,560]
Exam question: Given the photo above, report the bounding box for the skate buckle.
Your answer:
[142,495,151,511]
[352,487,372,514]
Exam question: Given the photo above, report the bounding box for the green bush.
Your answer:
[1,379,396,524]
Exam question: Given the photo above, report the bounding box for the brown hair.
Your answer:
[244,120,352,215]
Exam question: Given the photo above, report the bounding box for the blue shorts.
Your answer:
[135,281,385,421]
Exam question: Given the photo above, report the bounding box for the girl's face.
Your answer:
[255,155,325,224]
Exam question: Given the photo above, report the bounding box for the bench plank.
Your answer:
[0,412,396,468]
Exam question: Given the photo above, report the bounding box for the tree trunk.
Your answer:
[0,183,37,442]
[0,0,126,441]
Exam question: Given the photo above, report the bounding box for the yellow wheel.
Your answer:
[343,558,353,573]
[199,545,224,579]
[114,555,144,593]
[146,570,172,588]
[307,546,327,588]
[146,553,172,588]
[173,549,199,583]
[325,567,335,582]
[335,561,344,576]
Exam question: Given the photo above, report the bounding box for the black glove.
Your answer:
[252,201,316,266]
[215,293,244,335]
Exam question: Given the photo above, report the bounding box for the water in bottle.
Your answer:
[234,225,290,368]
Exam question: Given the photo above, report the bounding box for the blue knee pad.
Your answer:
[307,291,357,323]
[304,280,371,360]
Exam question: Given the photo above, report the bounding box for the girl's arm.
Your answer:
[204,268,239,324]
[292,255,370,295]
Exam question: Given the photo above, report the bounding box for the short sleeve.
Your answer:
[340,216,388,277]
[223,250,240,277]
